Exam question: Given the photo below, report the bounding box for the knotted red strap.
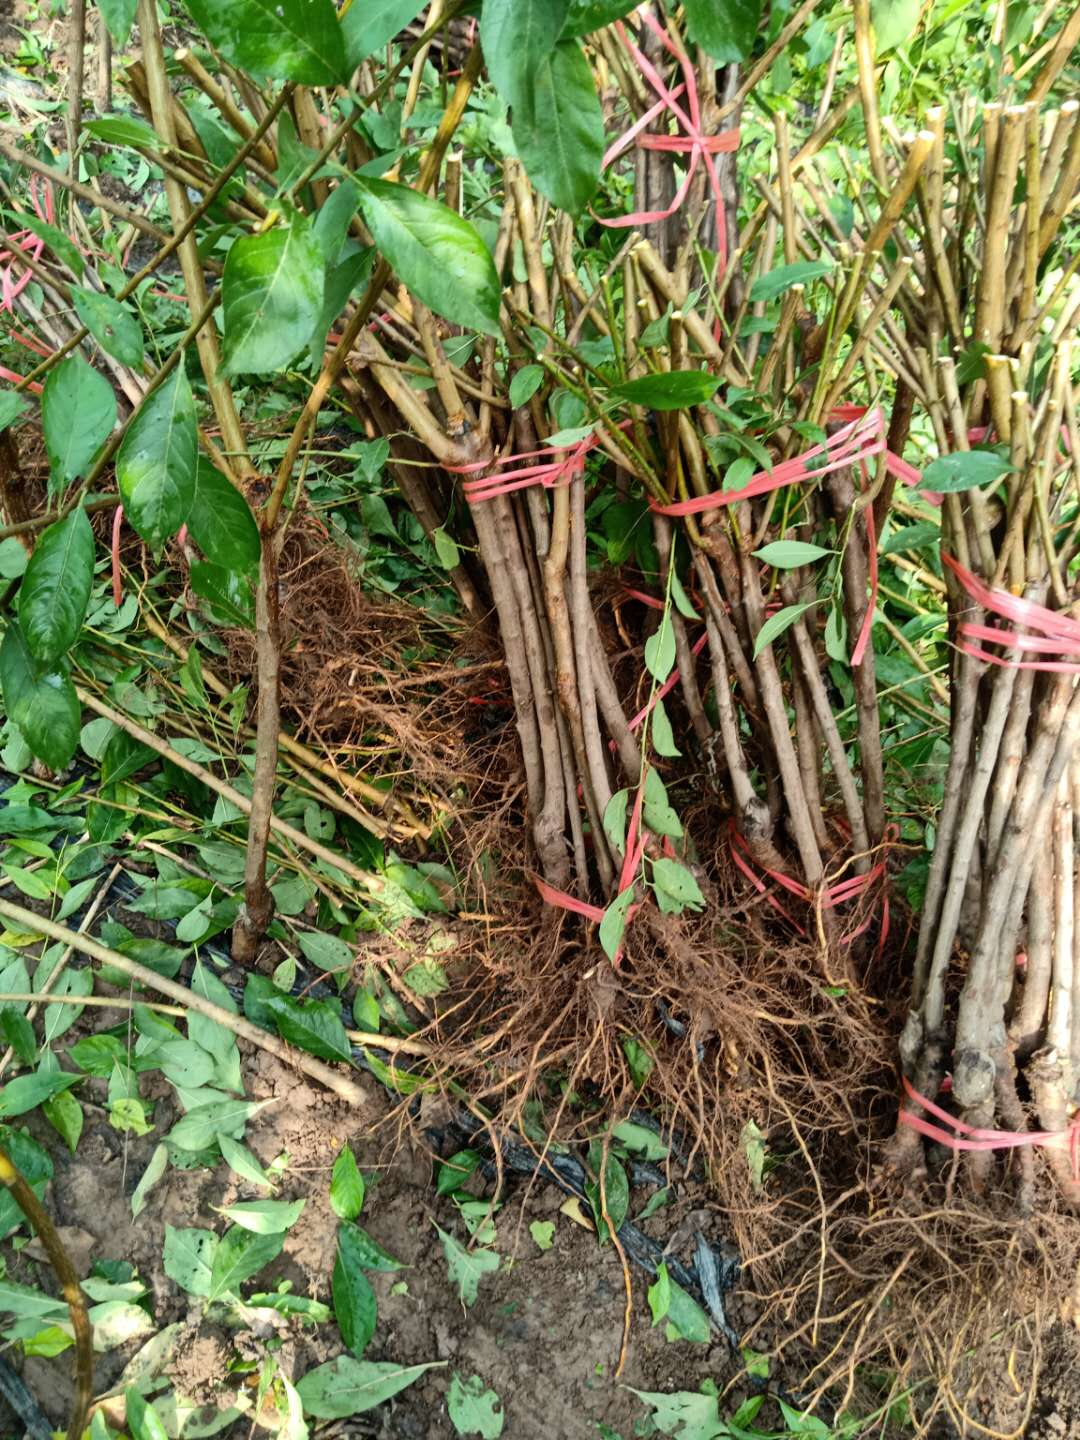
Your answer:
[899,1074,1080,1179]
[599,11,739,270]
[534,771,651,965]
[0,175,53,314]
[729,822,893,946]
[649,406,887,517]
[944,553,1080,673]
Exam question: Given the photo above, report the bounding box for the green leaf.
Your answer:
[584,1142,629,1242]
[18,508,95,663]
[221,212,325,376]
[918,450,1012,493]
[648,1262,671,1325]
[296,1359,443,1419]
[436,1148,482,1197]
[265,994,351,1064]
[314,181,361,263]
[219,1136,276,1192]
[207,1224,284,1301]
[651,698,681,758]
[0,624,80,772]
[41,354,116,490]
[437,1225,499,1306]
[881,521,939,556]
[432,527,460,570]
[684,0,763,60]
[333,1234,377,1358]
[296,930,352,972]
[401,957,449,996]
[599,886,634,963]
[656,1265,710,1343]
[722,456,756,493]
[0,1278,67,1322]
[116,368,198,547]
[23,1326,73,1358]
[83,115,162,150]
[603,789,629,854]
[187,961,240,1084]
[561,0,640,37]
[189,561,255,629]
[752,601,813,659]
[643,769,682,839]
[218,1199,305,1234]
[11,212,86,278]
[872,0,921,52]
[824,604,847,664]
[511,40,604,214]
[644,613,676,682]
[482,0,570,113]
[131,1143,168,1219]
[342,0,426,66]
[778,1401,833,1437]
[354,178,502,337]
[751,540,832,570]
[529,1220,555,1251]
[448,1373,505,1438]
[612,1120,669,1161]
[330,1144,366,1221]
[181,0,348,85]
[187,460,260,574]
[0,1128,51,1241]
[94,0,137,45]
[0,1010,36,1066]
[741,1118,767,1193]
[43,1088,83,1154]
[166,1097,269,1151]
[509,365,544,409]
[335,1220,404,1273]
[531,430,591,463]
[749,258,834,303]
[612,371,720,410]
[126,1388,170,1440]
[0,390,29,432]
[627,1386,726,1438]
[621,1035,654,1088]
[72,288,144,367]
[670,569,699,620]
[163,1225,218,1297]
[310,248,376,364]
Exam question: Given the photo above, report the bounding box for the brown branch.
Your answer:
[0,898,372,1109]
[0,1145,92,1440]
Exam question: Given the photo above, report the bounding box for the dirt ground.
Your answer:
[9,1040,751,1440]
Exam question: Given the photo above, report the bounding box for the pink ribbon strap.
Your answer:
[899,1074,1080,1179]
[650,406,887,517]
[944,553,1080,673]
[599,11,739,270]
[533,769,651,965]
[729,822,893,945]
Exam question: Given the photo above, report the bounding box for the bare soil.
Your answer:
[8,1040,750,1439]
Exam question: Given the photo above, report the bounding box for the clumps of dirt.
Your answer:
[164,1328,234,1410]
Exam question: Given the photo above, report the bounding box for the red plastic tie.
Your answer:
[649,406,887,517]
[627,630,708,732]
[599,12,739,270]
[449,431,599,506]
[943,553,1080,673]
[899,1074,1080,1180]
[729,822,894,943]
